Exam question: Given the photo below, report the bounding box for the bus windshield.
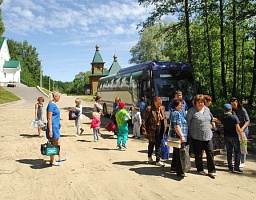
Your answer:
[153,69,195,107]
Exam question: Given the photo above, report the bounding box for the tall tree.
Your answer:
[0,0,5,37]
[219,0,228,99]
[138,0,194,68]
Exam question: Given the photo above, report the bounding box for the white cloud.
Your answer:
[2,0,153,38]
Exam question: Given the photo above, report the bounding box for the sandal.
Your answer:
[56,158,67,162]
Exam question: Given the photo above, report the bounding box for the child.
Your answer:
[90,112,101,141]
[73,98,84,136]
[35,97,44,138]
[132,107,142,139]
[115,102,131,150]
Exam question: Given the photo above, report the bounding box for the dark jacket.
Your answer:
[142,105,167,142]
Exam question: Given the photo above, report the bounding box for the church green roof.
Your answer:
[0,37,6,49]
[91,45,104,64]
[3,61,20,68]
[108,54,122,75]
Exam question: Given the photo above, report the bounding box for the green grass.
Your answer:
[81,95,95,102]
[0,86,20,104]
[40,87,51,96]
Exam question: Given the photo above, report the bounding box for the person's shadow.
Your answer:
[16,158,51,169]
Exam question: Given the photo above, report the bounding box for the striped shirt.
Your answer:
[186,106,213,141]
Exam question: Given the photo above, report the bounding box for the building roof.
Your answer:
[3,61,20,69]
[89,71,109,77]
[91,45,105,64]
[108,54,122,75]
[0,37,5,49]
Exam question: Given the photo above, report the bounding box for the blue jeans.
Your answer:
[241,128,249,163]
[93,128,99,141]
[225,137,241,170]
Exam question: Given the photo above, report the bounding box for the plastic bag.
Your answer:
[239,132,248,154]
[179,144,191,173]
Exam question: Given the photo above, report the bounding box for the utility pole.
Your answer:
[40,61,43,88]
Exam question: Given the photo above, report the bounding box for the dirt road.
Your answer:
[0,95,255,200]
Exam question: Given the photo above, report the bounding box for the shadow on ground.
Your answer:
[16,158,51,169]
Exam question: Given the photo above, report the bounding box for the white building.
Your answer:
[0,37,21,86]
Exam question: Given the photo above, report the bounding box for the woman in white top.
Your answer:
[93,96,103,113]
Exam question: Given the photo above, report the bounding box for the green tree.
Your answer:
[129,22,169,63]
[0,0,5,37]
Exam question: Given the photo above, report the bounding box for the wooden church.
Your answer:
[87,45,121,95]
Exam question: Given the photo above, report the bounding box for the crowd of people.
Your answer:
[36,90,250,173]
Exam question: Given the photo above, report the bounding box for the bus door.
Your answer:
[141,69,152,106]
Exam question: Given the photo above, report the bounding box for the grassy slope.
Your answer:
[0,86,20,104]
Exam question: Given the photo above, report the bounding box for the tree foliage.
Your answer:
[133,0,256,105]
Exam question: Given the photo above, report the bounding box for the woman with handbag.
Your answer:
[46,91,66,166]
[142,96,167,167]
[169,98,189,177]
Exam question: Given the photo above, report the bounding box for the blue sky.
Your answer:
[1,0,155,82]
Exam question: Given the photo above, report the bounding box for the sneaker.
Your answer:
[80,128,84,135]
[170,168,177,173]
[228,169,234,173]
[239,163,245,168]
[156,161,165,167]
[131,135,135,138]
[208,172,217,177]
[189,153,195,158]
[116,145,121,150]
[120,146,127,151]
[148,157,153,162]
[198,171,207,175]
[234,169,243,174]
[181,173,188,177]
[220,150,227,155]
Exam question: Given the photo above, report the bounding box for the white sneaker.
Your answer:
[156,161,165,167]
[198,171,207,175]
[208,172,217,177]
[239,163,245,168]
[148,157,153,162]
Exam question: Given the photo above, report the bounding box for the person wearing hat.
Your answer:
[216,103,244,173]
[230,97,250,168]
[115,102,131,150]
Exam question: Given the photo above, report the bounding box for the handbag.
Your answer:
[161,136,170,160]
[105,121,116,132]
[41,140,60,156]
[179,144,191,173]
[69,110,78,120]
[168,137,181,148]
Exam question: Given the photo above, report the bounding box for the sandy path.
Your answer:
[0,96,255,200]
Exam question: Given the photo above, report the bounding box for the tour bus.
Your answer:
[97,60,199,118]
